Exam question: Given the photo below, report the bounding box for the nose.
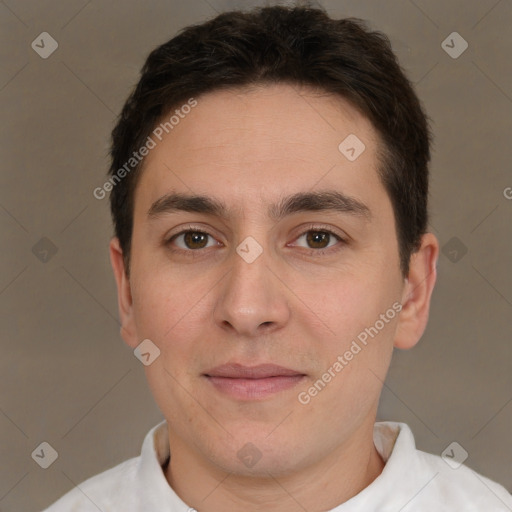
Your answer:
[212,243,291,338]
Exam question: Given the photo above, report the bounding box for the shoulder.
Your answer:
[416,449,512,510]
[41,456,139,512]
[374,422,512,510]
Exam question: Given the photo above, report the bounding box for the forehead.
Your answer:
[133,83,384,220]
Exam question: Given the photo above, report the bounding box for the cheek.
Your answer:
[310,268,401,387]
[313,268,397,332]
[131,264,206,338]
[300,285,398,426]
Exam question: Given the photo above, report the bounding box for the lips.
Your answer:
[205,363,304,379]
[203,363,306,400]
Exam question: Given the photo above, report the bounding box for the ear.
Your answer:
[394,232,439,350]
[109,237,139,349]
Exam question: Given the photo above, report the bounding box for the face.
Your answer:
[116,83,409,476]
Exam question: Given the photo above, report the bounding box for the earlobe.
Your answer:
[393,232,439,350]
[109,237,139,348]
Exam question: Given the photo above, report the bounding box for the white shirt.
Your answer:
[42,420,512,511]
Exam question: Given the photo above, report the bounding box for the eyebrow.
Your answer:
[147,190,372,222]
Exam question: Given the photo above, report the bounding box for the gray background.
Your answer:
[1,0,511,510]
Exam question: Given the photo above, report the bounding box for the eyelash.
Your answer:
[165,224,347,257]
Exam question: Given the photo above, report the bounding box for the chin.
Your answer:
[206,433,307,477]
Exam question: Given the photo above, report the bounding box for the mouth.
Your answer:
[203,363,306,401]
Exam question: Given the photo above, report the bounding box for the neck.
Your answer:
[164,421,385,512]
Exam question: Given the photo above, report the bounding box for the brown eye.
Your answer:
[294,230,341,251]
[168,230,217,251]
[305,231,331,249]
[183,232,209,249]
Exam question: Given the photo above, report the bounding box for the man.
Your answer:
[44,3,512,511]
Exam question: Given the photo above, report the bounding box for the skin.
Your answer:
[110,83,439,512]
